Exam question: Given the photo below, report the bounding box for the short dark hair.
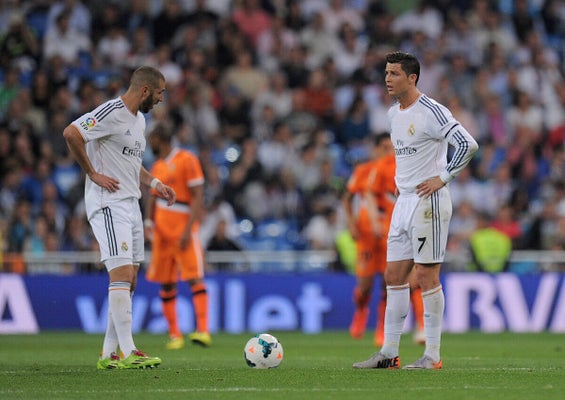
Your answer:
[129,66,165,90]
[385,51,420,84]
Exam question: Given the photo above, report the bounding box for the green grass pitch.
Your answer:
[0,331,563,400]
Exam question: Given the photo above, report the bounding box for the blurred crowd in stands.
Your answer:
[2,0,565,274]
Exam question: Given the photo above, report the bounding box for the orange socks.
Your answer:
[353,286,371,309]
[191,282,209,333]
[160,288,181,339]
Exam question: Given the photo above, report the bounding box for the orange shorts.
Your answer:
[355,235,387,278]
[145,230,205,284]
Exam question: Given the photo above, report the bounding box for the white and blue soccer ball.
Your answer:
[244,333,284,369]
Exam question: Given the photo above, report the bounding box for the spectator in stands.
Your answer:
[23,214,49,253]
[46,0,92,37]
[0,160,22,220]
[302,206,343,251]
[472,6,517,62]
[492,204,523,247]
[252,70,293,123]
[289,141,324,193]
[123,0,153,40]
[333,22,368,80]
[509,0,542,44]
[391,0,443,41]
[468,211,512,273]
[301,11,339,69]
[303,68,335,125]
[96,23,130,68]
[124,26,156,70]
[251,103,276,143]
[206,218,243,255]
[7,199,32,253]
[152,0,188,48]
[322,0,365,36]
[284,89,319,139]
[0,11,40,73]
[218,87,251,144]
[285,0,307,32]
[281,45,310,89]
[153,43,183,89]
[0,66,21,121]
[231,0,273,47]
[200,195,239,249]
[179,83,220,146]
[43,9,91,67]
[338,95,370,146]
[219,50,269,102]
[257,120,298,176]
[223,137,266,216]
[29,68,51,110]
[257,15,298,71]
[90,2,125,45]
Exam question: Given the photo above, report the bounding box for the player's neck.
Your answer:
[120,93,140,116]
[398,89,421,110]
[160,145,173,159]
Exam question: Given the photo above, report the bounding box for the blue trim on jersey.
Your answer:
[419,96,448,125]
[431,191,441,260]
[447,130,469,174]
[444,123,460,138]
[95,100,125,122]
[102,207,118,257]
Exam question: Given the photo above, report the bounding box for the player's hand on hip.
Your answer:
[416,176,445,198]
[90,172,120,192]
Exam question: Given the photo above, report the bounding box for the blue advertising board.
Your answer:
[1,272,564,334]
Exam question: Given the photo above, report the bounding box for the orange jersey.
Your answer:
[150,149,204,240]
[346,156,396,236]
[147,148,206,283]
[346,154,396,277]
[369,153,396,226]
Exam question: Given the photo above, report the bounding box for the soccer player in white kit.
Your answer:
[353,52,478,370]
[63,66,176,369]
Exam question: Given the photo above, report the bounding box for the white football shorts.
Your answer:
[88,198,145,270]
[387,186,453,264]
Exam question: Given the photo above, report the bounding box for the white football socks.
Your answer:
[381,283,410,358]
[422,285,444,362]
[101,309,118,359]
[108,281,136,357]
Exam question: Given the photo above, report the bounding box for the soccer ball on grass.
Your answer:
[243,333,284,369]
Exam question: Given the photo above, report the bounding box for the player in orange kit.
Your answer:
[145,123,211,349]
[343,133,424,346]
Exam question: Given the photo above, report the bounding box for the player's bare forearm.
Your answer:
[141,167,176,205]
[156,183,176,205]
[63,125,120,192]
[63,125,94,176]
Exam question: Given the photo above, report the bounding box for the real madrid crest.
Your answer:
[408,124,415,136]
[121,242,128,252]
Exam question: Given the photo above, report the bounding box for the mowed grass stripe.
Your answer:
[0,331,563,400]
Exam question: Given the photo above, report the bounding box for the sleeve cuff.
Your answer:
[440,171,454,184]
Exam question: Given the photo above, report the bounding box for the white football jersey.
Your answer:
[388,94,477,193]
[71,97,146,220]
